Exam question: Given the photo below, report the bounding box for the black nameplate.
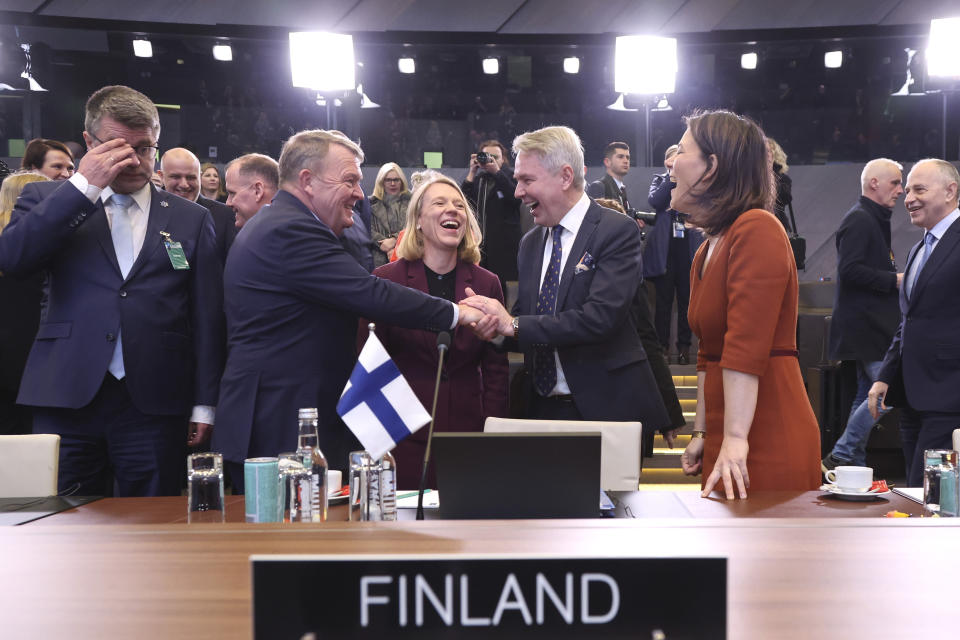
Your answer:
[252,555,726,639]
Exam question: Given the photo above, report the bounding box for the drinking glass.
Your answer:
[279,452,315,523]
[187,452,224,523]
[349,450,383,522]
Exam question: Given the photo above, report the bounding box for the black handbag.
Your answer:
[786,202,806,270]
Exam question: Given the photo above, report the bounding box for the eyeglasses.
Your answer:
[90,134,159,160]
[383,178,402,185]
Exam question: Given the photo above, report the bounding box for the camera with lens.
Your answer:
[626,208,657,226]
[476,151,492,165]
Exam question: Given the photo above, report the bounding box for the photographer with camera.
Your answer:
[461,139,521,290]
[644,144,703,365]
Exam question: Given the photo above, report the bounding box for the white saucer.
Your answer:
[328,491,349,504]
[820,484,891,501]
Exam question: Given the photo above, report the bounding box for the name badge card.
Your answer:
[160,231,190,270]
[252,554,726,639]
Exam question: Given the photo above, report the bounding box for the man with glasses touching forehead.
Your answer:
[0,85,223,497]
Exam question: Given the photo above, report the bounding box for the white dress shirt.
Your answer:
[537,192,591,396]
[68,172,215,425]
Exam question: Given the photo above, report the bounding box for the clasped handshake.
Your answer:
[456,287,514,342]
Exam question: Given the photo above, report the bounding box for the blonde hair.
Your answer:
[0,171,50,233]
[766,137,789,173]
[396,174,482,264]
[513,125,585,190]
[372,162,410,200]
[409,169,443,192]
[594,197,625,214]
[278,129,364,186]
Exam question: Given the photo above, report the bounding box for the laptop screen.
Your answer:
[432,432,601,519]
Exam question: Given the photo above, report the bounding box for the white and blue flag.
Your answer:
[337,332,431,460]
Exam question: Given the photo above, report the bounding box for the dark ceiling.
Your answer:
[1,0,956,36]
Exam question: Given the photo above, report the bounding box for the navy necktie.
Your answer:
[619,185,630,211]
[533,226,563,396]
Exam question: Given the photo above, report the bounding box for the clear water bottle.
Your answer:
[349,451,380,521]
[297,407,329,522]
[380,451,397,521]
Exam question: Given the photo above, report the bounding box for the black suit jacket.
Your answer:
[829,196,900,362]
[213,190,456,472]
[196,194,236,264]
[0,180,223,416]
[878,213,960,412]
[507,199,670,429]
[586,174,630,212]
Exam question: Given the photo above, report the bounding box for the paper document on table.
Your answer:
[892,487,923,504]
[0,511,55,526]
[396,490,439,509]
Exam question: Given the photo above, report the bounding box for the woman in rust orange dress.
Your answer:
[676,110,821,499]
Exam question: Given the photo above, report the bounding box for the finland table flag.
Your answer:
[337,330,431,460]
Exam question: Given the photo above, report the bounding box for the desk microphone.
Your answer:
[417,331,450,520]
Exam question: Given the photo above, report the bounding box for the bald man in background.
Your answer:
[224,153,278,230]
[160,148,236,263]
[822,158,904,473]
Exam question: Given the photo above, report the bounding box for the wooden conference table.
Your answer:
[3,490,957,639]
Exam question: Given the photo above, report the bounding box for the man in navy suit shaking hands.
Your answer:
[870,159,960,486]
[214,130,487,488]
[0,86,224,496]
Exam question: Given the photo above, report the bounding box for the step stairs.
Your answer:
[640,363,701,489]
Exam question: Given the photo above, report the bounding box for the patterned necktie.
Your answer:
[908,232,936,298]
[619,185,630,211]
[533,226,563,396]
[108,193,135,379]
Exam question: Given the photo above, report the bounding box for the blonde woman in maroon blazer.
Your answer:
[360,175,509,489]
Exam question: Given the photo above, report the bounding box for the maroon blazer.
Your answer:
[359,258,509,488]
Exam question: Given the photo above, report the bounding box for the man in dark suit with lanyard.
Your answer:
[0,85,224,496]
[586,141,632,214]
[870,158,960,486]
[463,126,669,429]
[213,129,487,487]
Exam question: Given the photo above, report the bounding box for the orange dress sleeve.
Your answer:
[718,210,794,376]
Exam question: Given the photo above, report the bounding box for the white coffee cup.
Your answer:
[326,469,342,493]
[824,466,873,492]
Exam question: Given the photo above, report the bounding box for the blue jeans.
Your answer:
[829,360,888,466]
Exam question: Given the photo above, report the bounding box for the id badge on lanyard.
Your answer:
[672,218,686,239]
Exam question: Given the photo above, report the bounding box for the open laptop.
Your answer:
[432,432,601,519]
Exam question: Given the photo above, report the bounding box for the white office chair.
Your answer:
[0,434,61,497]
[484,417,642,491]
